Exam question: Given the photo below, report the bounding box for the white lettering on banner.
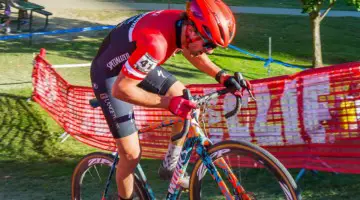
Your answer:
[281,79,302,144]
[204,88,223,143]
[254,85,283,145]
[42,72,58,104]
[223,93,251,142]
[65,92,75,132]
[302,73,331,143]
[106,53,130,71]
[80,93,105,135]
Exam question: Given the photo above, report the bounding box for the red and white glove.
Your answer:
[168,96,197,119]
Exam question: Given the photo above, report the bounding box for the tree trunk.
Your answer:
[310,12,323,68]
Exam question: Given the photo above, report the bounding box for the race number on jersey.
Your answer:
[134,53,158,73]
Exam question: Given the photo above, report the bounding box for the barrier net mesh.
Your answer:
[32,50,360,173]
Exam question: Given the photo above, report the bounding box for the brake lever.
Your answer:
[247,88,256,101]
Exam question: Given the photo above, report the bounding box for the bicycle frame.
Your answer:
[100,86,252,200]
[102,118,246,200]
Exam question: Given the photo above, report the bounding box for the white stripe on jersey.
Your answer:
[124,61,146,79]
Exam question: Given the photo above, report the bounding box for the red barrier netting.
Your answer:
[32,50,360,173]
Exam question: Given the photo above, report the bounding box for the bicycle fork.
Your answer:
[196,143,252,200]
[101,152,119,200]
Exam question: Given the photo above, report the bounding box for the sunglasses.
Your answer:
[203,41,217,50]
[196,31,217,50]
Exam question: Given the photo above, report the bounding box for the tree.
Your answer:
[300,0,360,68]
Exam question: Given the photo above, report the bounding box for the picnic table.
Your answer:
[3,0,52,32]
[0,0,8,24]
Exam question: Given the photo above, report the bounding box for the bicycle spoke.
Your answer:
[72,153,149,200]
[93,165,102,182]
[79,163,116,199]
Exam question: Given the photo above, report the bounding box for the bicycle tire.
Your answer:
[71,152,149,200]
[189,140,302,200]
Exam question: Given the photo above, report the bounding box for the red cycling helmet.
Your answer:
[186,0,236,47]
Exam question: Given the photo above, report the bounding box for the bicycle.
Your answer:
[71,73,302,200]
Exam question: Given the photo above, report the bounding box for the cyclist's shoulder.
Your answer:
[135,9,184,31]
[134,10,183,45]
[136,31,168,60]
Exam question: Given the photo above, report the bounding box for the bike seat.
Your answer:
[89,98,100,108]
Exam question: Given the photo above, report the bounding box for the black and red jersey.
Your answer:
[93,10,183,80]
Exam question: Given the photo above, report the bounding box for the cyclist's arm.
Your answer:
[112,34,171,109]
[182,48,223,79]
[112,73,171,109]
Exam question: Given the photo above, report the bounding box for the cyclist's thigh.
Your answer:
[91,68,138,139]
[138,66,180,96]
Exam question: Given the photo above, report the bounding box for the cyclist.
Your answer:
[90,0,250,199]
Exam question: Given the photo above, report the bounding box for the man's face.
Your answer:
[185,25,216,57]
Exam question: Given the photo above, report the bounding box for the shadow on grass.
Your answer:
[0,33,106,62]
[0,81,32,86]
[1,10,359,74]
[1,13,122,62]
[0,90,359,199]
[1,155,360,199]
[211,52,313,69]
[232,14,360,66]
[0,158,79,200]
[0,93,47,156]
[0,92,88,160]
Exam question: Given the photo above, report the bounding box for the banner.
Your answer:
[32,50,360,173]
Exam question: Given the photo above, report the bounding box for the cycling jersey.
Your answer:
[91,10,183,138]
[93,10,183,80]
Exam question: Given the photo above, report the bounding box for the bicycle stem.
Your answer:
[171,87,243,142]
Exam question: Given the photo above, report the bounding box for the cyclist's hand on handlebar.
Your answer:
[168,96,197,119]
[221,74,253,91]
[217,71,255,99]
[222,74,242,91]
[222,75,244,98]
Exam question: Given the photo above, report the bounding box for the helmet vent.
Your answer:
[189,0,204,20]
[218,25,225,43]
[202,25,213,40]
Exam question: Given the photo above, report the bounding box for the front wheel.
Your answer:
[189,140,301,200]
[71,152,148,200]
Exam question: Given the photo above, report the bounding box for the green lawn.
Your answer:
[1,11,360,199]
[113,0,358,11]
[2,13,359,87]
[2,89,360,199]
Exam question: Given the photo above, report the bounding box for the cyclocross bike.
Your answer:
[71,73,302,200]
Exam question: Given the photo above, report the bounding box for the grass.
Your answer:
[1,11,360,199]
[1,13,359,87]
[111,0,359,11]
[2,90,360,199]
